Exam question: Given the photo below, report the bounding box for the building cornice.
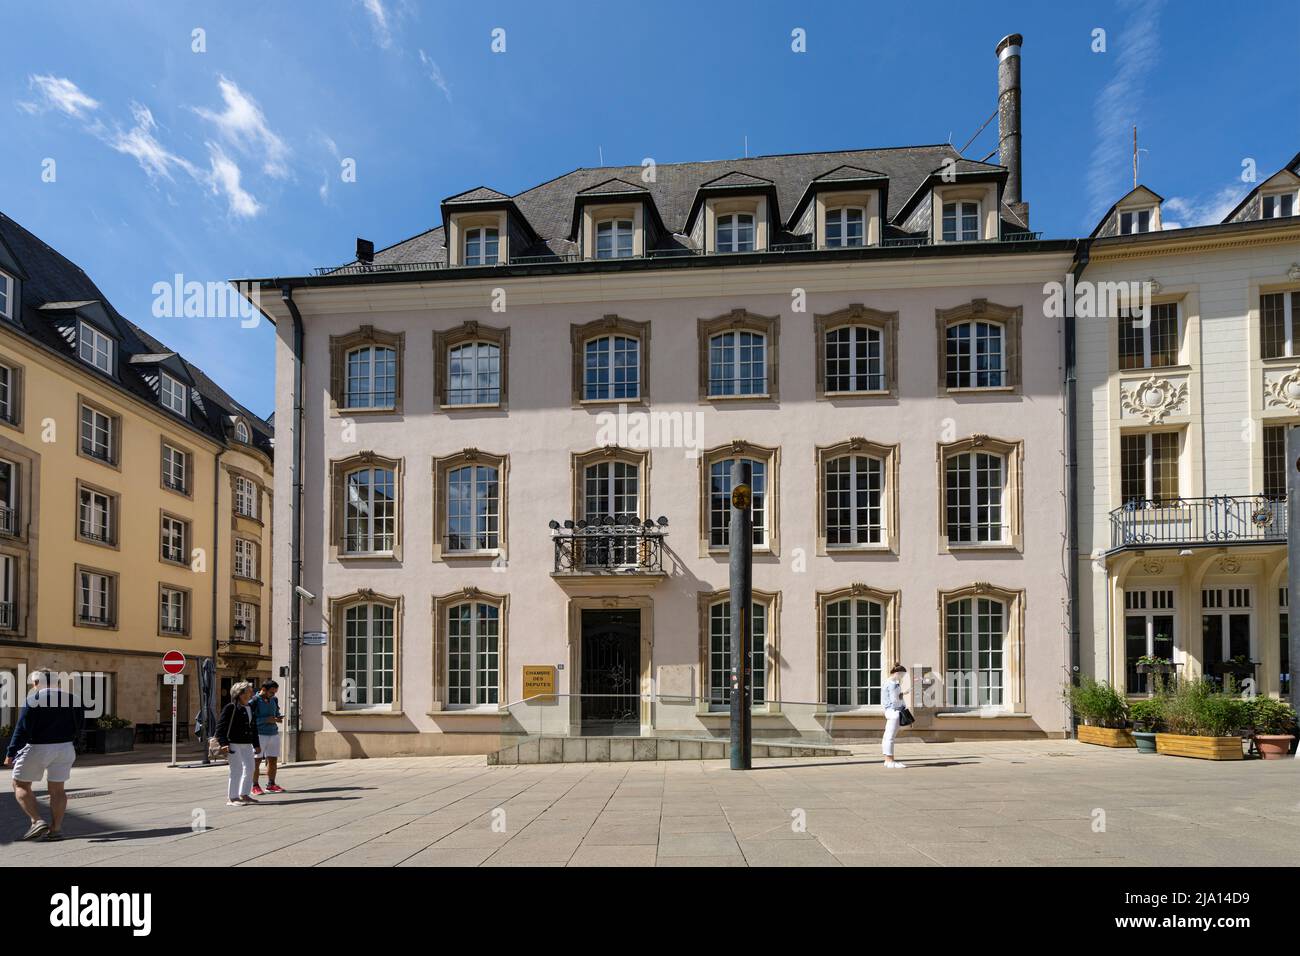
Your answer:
[1089,219,1300,263]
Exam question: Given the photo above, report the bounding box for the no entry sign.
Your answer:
[162,650,186,675]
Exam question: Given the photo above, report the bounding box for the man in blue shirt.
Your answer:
[249,680,284,795]
[4,670,86,841]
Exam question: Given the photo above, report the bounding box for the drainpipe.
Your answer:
[1066,239,1092,733]
[208,447,224,766]
[280,284,305,765]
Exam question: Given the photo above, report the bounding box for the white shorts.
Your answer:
[257,733,281,759]
[12,742,76,784]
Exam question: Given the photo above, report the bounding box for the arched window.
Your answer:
[234,420,250,443]
[343,602,395,707]
[944,450,1006,544]
[706,598,767,710]
[944,595,1006,707]
[344,466,396,554]
[447,341,501,405]
[708,330,766,396]
[825,207,865,247]
[596,219,634,259]
[446,463,499,553]
[824,453,884,546]
[825,596,884,709]
[708,456,767,548]
[446,601,500,707]
[344,345,397,409]
[715,213,754,252]
[583,334,640,401]
[824,325,884,393]
[945,319,1005,388]
[582,458,640,567]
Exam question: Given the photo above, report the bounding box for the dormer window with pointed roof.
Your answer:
[441,186,539,268]
[1091,185,1163,238]
[688,172,777,254]
[77,320,114,374]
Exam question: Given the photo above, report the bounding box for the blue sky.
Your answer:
[4,0,1296,417]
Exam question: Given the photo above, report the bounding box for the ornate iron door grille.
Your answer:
[580,610,640,736]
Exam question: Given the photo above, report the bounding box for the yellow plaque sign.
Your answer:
[522,665,557,701]
[730,483,751,510]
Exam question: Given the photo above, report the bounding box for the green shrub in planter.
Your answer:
[1247,696,1297,735]
[95,714,131,730]
[1128,697,1165,733]
[1063,677,1128,728]
[1162,679,1248,737]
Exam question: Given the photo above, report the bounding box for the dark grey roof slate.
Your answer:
[443,186,511,203]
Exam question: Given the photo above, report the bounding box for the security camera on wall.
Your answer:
[294,585,316,605]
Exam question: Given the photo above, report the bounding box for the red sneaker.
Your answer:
[266,784,285,793]
[250,785,264,796]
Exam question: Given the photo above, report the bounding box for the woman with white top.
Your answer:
[882,663,909,769]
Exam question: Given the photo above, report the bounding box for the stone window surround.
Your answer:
[227,465,267,526]
[815,438,900,555]
[76,395,122,470]
[73,563,118,631]
[160,436,194,499]
[328,325,404,416]
[328,451,405,562]
[0,356,24,432]
[696,586,781,712]
[815,583,902,710]
[570,445,652,525]
[430,586,509,713]
[325,588,403,715]
[431,448,509,562]
[570,315,651,406]
[936,582,1026,713]
[231,596,262,646]
[936,434,1024,553]
[158,581,192,638]
[814,304,899,399]
[158,508,191,569]
[232,533,262,582]
[0,542,31,637]
[697,309,780,402]
[698,440,780,558]
[816,190,882,248]
[433,320,510,410]
[0,435,36,548]
[74,478,120,551]
[935,299,1023,394]
[1112,291,1193,373]
[1255,279,1300,361]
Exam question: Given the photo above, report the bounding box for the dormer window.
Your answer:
[235,421,250,443]
[159,372,187,416]
[942,201,980,242]
[596,219,634,259]
[463,227,499,266]
[1120,208,1153,234]
[716,213,755,253]
[825,208,865,247]
[0,272,12,320]
[77,321,114,374]
[1263,192,1296,219]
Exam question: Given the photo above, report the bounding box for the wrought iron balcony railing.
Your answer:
[1109,495,1287,551]
[0,505,15,535]
[550,516,668,574]
[0,602,14,630]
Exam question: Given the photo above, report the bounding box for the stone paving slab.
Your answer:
[1,740,1297,867]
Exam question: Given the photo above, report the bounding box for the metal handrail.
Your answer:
[551,521,667,574]
[1109,494,1287,550]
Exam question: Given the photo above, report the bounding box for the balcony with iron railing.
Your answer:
[1108,495,1288,552]
[314,230,1045,276]
[0,505,15,536]
[0,602,14,630]
[550,516,669,576]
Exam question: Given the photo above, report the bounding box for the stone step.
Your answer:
[487,736,850,765]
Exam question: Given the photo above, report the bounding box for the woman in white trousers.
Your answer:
[216,682,262,805]
[881,663,909,768]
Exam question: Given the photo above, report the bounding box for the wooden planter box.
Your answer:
[1155,732,1243,760]
[1077,725,1135,748]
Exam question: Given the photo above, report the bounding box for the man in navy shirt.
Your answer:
[4,670,85,841]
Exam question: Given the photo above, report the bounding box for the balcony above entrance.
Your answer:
[1108,495,1286,553]
[549,516,669,584]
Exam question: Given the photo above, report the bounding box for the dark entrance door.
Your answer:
[580,609,641,736]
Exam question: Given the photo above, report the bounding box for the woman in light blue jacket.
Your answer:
[882,663,909,768]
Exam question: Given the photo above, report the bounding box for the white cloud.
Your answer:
[1087,0,1165,222]
[1162,184,1245,229]
[108,101,200,181]
[418,50,452,102]
[194,76,290,178]
[360,0,393,49]
[206,144,261,219]
[20,74,100,118]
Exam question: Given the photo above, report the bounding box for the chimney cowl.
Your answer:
[996,33,1023,58]
[356,237,375,263]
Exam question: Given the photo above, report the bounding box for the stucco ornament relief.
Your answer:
[1264,366,1300,411]
[1217,554,1241,575]
[1121,375,1188,425]
[1142,558,1165,575]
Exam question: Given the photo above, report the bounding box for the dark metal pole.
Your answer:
[1286,428,1300,754]
[729,460,753,770]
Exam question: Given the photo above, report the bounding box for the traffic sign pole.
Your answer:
[161,651,187,768]
[170,683,178,767]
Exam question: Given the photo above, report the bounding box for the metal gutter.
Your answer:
[1065,237,1091,733]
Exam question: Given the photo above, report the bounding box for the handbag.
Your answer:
[898,706,916,727]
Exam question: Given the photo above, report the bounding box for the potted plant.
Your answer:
[1064,678,1133,747]
[1128,697,1164,753]
[84,714,135,754]
[1156,679,1247,760]
[1135,655,1176,676]
[1247,696,1298,760]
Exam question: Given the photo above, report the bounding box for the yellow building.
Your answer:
[0,211,273,733]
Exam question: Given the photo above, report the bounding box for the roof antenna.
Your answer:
[598,145,603,167]
[1132,126,1147,188]
[744,135,748,158]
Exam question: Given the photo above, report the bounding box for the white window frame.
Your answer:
[445,601,501,710]
[708,458,767,550]
[159,372,188,416]
[0,458,16,535]
[80,404,114,462]
[0,271,12,320]
[233,537,258,578]
[0,554,15,629]
[446,340,501,406]
[824,207,865,248]
[944,596,1007,708]
[78,570,113,626]
[343,467,395,555]
[0,362,12,423]
[707,599,767,712]
[824,597,884,712]
[824,454,885,548]
[944,451,1007,545]
[162,443,187,493]
[824,324,884,394]
[77,321,114,374]
[342,603,395,708]
[160,514,187,564]
[715,213,755,253]
[581,460,641,567]
[233,600,257,643]
[445,464,500,554]
[1119,207,1154,234]
[235,421,250,443]
[945,319,1006,389]
[942,200,981,242]
[234,476,260,520]
[1262,191,1297,220]
[707,330,767,396]
[78,488,113,543]
[595,219,634,259]
[160,587,186,635]
[463,227,500,266]
[583,334,640,401]
[1262,290,1298,358]
[343,345,397,410]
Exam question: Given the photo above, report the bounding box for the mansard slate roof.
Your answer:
[0,211,273,455]
[356,144,1020,269]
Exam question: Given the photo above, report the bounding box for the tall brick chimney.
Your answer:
[996,33,1028,228]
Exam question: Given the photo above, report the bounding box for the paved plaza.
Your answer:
[1,740,1297,867]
